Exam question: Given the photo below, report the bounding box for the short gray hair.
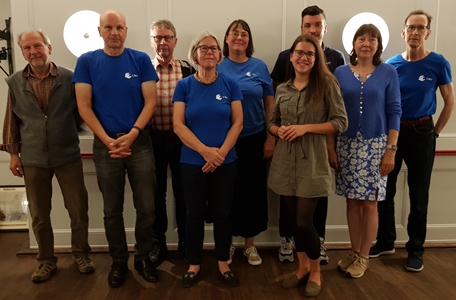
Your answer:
[150,19,176,37]
[188,31,222,65]
[17,30,51,48]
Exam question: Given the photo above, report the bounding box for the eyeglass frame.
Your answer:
[151,35,175,43]
[228,32,249,39]
[197,45,220,53]
[404,25,429,33]
[293,50,316,60]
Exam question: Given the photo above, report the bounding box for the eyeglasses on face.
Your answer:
[151,35,175,42]
[404,25,428,33]
[197,45,220,53]
[228,32,249,39]
[293,50,316,60]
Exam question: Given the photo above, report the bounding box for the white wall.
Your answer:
[1,0,455,248]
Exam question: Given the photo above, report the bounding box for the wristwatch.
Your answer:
[386,145,398,151]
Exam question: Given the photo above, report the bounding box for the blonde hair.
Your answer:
[187,31,222,65]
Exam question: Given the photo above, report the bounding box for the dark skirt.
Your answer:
[232,130,269,238]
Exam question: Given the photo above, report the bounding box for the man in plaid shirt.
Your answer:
[149,19,195,266]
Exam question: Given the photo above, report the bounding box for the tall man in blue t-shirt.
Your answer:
[73,10,159,287]
[370,10,454,272]
[270,5,346,265]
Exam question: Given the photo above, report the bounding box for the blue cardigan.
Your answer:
[334,63,401,139]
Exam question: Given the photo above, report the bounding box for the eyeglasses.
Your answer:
[197,45,220,53]
[404,25,428,33]
[293,50,316,60]
[151,35,175,42]
[228,32,249,39]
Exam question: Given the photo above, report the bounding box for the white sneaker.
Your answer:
[243,246,262,266]
[227,245,236,265]
[278,237,294,262]
[319,237,329,264]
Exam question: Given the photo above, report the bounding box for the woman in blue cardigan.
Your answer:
[330,24,401,278]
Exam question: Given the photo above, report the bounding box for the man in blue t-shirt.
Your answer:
[73,10,159,287]
[370,10,454,273]
[270,5,346,265]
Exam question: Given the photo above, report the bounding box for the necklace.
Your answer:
[194,71,218,85]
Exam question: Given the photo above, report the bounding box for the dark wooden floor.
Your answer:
[1,232,455,300]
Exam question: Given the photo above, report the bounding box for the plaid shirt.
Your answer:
[152,58,184,131]
[1,63,58,154]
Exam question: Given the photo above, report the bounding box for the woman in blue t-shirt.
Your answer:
[172,31,243,288]
[217,19,275,267]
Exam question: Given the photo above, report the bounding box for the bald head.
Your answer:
[98,9,128,55]
[100,10,126,27]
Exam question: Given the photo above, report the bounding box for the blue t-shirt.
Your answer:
[386,52,452,120]
[172,73,243,165]
[217,57,274,137]
[72,48,159,133]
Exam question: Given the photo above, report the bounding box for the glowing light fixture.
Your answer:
[63,10,103,57]
[342,12,389,54]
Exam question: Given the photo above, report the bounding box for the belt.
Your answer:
[400,116,432,128]
[107,132,127,138]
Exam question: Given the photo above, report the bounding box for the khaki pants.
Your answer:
[24,159,91,263]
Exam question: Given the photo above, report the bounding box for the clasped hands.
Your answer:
[107,133,136,158]
[201,147,225,173]
[277,125,307,142]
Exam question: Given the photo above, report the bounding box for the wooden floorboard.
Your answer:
[1,232,455,300]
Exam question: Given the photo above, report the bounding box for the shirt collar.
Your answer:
[153,57,177,70]
[22,62,58,79]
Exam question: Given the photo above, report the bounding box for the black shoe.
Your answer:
[221,271,238,287]
[108,262,128,288]
[178,239,186,257]
[149,244,168,267]
[182,271,199,288]
[134,258,159,283]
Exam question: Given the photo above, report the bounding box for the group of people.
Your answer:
[1,5,453,298]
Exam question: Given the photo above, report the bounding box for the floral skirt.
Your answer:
[335,131,387,201]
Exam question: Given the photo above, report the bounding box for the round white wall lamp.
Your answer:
[342,12,389,55]
[63,10,103,57]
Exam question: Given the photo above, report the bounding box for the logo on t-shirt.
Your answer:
[246,72,256,77]
[125,72,139,79]
[418,75,432,82]
[215,94,228,101]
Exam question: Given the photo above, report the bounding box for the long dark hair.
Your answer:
[286,34,337,107]
[349,24,383,66]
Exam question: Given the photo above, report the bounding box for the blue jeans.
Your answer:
[181,162,236,265]
[377,120,436,257]
[93,131,156,262]
[150,129,186,248]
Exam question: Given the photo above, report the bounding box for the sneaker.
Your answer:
[243,246,262,266]
[346,255,369,278]
[278,237,294,262]
[319,237,329,264]
[337,249,359,272]
[73,255,95,274]
[31,262,57,283]
[369,244,395,258]
[406,255,424,272]
[227,245,235,265]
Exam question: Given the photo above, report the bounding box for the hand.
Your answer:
[328,150,340,171]
[280,125,307,142]
[107,134,134,159]
[9,154,24,177]
[380,149,395,176]
[201,147,225,167]
[201,162,218,173]
[263,135,275,159]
